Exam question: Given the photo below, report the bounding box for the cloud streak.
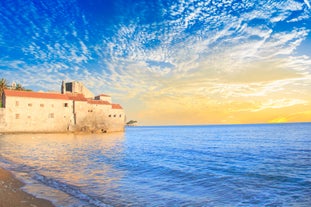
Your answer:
[1,0,311,124]
[304,0,311,8]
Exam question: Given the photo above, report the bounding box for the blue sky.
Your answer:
[1,0,311,125]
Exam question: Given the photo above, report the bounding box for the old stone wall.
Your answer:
[3,96,73,133]
[1,92,125,133]
[73,101,89,130]
[0,108,6,132]
[95,95,112,103]
[68,101,125,132]
[72,82,94,98]
[105,108,126,132]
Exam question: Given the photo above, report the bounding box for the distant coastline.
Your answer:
[134,121,311,128]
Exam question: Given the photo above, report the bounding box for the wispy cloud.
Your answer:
[1,0,311,124]
[304,0,311,8]
[252,99,308,112]
[92,0,311,124]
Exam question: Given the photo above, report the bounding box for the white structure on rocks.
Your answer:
[0,81,125,133]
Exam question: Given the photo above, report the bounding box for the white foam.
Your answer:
[0,157,110,207]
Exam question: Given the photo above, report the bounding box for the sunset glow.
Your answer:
[1,0,311,125]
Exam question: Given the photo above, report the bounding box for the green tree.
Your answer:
[126,120,138,125]
[0,78,8,96]
[15,83,24,91]
[0,78,8,107]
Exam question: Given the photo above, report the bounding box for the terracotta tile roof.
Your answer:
[4,89,69,100]
[96,94,110,97]
[87,100,110,105]
[66,93,87,101]
[4,89,124,110]
[112,104,123,109]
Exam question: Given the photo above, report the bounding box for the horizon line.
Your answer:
[129,121,311,127]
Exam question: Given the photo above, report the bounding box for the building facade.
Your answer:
[0,81,125,133]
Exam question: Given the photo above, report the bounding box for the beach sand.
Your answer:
[0,167,55,207]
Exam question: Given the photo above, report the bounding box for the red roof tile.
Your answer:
[4,89,69,100]
[112,104,123,109]
[4,89,124,109]
[96,94,110,97]
[66,93,87,101]
[87,100,110,105]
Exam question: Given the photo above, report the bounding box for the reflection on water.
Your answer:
[0,124,311,206]
[0,133,125,206]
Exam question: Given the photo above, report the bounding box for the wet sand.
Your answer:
[0,167,55,207]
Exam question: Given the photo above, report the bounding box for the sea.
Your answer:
[0,123,310,207]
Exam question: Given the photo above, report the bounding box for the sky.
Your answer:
[1,0,311,125]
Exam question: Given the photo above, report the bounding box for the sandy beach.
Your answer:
[0,167,55,207]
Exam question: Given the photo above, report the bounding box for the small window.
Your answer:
[119,114,122,118]
[64,103,68,107]
[28,103,32,107]
[40,104,44,107]
[15,114,20,119]
[108,115,111,117]
[48,113,54,118]
[88,110,93,112]
[114,114,116,117]
[15,101,19,106]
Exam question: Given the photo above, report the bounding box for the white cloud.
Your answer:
[252,99,308,112]
[304,0,311,8]
[1,0,311,119]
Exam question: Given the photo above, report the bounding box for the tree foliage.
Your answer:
[0,78,8,96]
[15,83,25,91]
[0,78,29,93]
[126,120,138,125]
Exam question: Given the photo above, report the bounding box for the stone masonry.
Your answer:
[0,81,125,133]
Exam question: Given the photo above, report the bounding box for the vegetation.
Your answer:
[126,120,138,126]
[0,78,8,107]
[15,83,25,91]
[0,78,29,93]
[1,78,30,107]
[0,78,8,96]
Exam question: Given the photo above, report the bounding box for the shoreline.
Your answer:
[0,131,124,136]
[0,129,125,135]
[0,167,55,207]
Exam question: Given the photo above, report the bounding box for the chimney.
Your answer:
[61,81,65,94]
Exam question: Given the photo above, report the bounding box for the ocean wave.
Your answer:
[32,172,112,207]
[0,156,111,207]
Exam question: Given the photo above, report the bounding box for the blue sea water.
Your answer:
[0,123,310,206]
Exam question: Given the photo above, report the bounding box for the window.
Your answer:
[15,101,19,106]
[108,115,111,117]
[88,110,93,112]
[64,103,68,107]
[28,103,32,107]
[40,104,44,107]
[15,114,20,119]
[48,113,54,118]
[113,114,116,117]
[119,114,122,118]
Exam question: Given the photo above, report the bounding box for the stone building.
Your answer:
[0,81,125,133]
